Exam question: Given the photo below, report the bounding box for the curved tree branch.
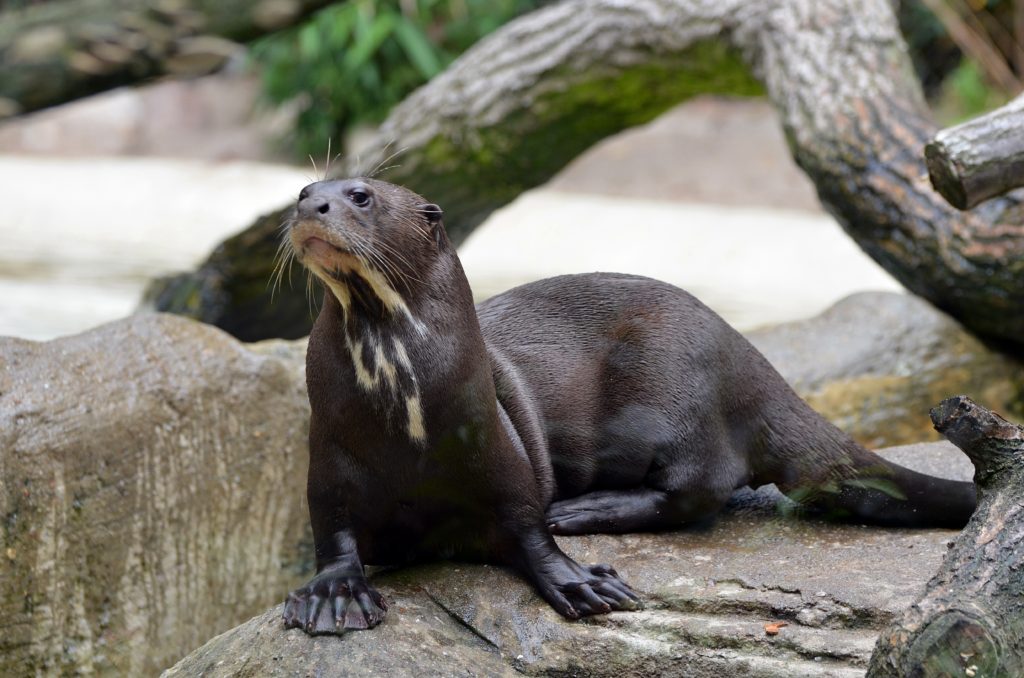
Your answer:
[362,0,1024,346]
[154,0,1024,347]
[348,0,764,239]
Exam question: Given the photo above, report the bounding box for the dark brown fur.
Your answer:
[282,178,976,635]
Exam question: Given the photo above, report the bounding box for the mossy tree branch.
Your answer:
[360,0,1024,347]
[148,3,764,341]
[154,0,1024,348]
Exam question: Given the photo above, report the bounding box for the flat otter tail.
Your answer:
[761,400,976,529]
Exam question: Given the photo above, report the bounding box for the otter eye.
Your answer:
[349,189,370,207]
[298,187,309,201]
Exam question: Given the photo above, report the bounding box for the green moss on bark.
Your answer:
[150,39,761,339]
[388,40,762,244]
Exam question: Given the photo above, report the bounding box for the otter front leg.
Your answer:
[511,528,641,619]
[282,529,388,635]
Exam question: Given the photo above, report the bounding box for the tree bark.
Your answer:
[867,396,1024,678]
[0,0,337,116]
[154,0,1024,348]
[926,92,1024,210]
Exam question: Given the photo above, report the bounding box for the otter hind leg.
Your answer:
[546,486,731,535]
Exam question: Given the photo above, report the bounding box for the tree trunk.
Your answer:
[867,396,1024,677]
[926,92,1024,210]
[0,0,337,116]
[154,0,1024,348]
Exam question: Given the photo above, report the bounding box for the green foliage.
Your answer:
[898,0,1023,122]
[932,59,1014,125]
[251,0,542,159]
[947,59,1002,112]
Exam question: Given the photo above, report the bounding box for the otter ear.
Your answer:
[419,203,445,248]
[419,203,443,225]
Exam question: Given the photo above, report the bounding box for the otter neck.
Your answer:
[320,261,426,331]
[318,254,488,447]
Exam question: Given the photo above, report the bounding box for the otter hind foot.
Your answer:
[547,488,674,534]
[547,486,733,535]
[283,566,389,635]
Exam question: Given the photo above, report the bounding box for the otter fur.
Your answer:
[281,178,976,635]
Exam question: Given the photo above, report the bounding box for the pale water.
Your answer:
[0,156,901,341]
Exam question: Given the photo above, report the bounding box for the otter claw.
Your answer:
[533,555,641,620]
[283,568,387,636]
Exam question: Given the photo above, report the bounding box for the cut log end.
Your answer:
[931,394,1020,443]
[924,92,1024,210]
[924,141,969,210]
[903,612,1002,678]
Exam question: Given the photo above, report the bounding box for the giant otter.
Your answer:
[281,178,976,635]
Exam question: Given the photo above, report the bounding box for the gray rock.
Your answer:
[0,314,311,676]
[164,442,971,678]
[749,292,1024,448]
[2,292,1012,676]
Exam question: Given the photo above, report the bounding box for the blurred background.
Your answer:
[1,0,1021,340]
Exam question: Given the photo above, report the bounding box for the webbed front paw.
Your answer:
[534,557,641,619]
[282,566,388,635]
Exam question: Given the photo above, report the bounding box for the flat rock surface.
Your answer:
[165,442,972,678]
[2,290,1015,676]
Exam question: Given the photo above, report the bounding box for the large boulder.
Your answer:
[164,442,973,678]
[750,292,1024,448]
[0,314,311,676]
[3,291,1019,675]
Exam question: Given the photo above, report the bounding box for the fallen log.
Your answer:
[867,396,1024,677]
[150,0,1024,348]
[0,0,336,115]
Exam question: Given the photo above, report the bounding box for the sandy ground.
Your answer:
[0,98,900,341]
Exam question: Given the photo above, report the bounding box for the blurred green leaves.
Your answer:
[251,0,542,159]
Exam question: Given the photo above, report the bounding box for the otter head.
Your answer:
[287,178,446,321]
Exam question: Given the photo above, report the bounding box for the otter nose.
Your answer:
[297,194,332,218]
